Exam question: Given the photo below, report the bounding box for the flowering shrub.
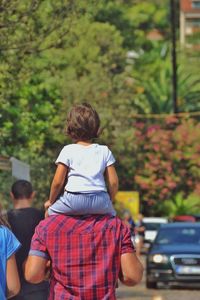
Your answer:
[134,117,200,206]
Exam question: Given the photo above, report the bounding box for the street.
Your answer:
[116,256,200,300]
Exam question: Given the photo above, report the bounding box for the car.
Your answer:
[146,222,200,289]
[142,217,168,250]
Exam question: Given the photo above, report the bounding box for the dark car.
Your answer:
[146,223,200,289]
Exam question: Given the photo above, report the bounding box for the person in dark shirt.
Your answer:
[7,180,49,300]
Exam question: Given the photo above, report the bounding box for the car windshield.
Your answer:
[155,227,200,245]
[144,222,162,231]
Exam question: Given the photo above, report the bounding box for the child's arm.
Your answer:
[105,164,119,202]
[46,163,68,207]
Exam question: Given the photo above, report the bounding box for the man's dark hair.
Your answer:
[11,180,33,200]
[66,103,101,141]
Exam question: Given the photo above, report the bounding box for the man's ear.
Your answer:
[30,191,36,201]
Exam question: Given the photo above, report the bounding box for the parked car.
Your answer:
[142,217,168,251]
[146,222,200,289]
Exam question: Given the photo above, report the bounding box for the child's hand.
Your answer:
[44,200,51,210]
[44,200,52,218]
[44,200,51,218]
[44,209,49,219]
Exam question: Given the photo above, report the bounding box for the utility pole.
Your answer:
[170,0,178,113]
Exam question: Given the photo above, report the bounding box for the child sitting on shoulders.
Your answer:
[45,103,118,216]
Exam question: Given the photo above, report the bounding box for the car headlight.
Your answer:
[149,254,169,264]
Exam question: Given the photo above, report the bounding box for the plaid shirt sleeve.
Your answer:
[121,223,135,255]
[29,222,49,260]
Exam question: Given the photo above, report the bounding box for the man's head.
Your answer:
[11,180,35,202]
[123,210,132,221]
[137,213,143,221]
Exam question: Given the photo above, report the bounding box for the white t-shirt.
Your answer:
[55,143,115,193]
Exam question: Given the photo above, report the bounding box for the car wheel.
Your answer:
[146,279,157,289]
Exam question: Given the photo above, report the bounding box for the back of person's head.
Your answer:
[138,213,143,220]
[66,103,101,141]
[123,210,132,221]
[11,180,33,200]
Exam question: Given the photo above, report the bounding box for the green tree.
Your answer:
[95,0,170,49]
[131,44,200,113]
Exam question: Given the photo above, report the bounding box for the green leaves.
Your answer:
[164,193,200,217]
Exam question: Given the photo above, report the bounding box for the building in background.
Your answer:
[180,0,200,46]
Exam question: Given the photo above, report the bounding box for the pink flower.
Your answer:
[140,183,149,190]
[153,144,160,152]
[161,188,169,195]
[155,179,165,186]
[167,181,177,189]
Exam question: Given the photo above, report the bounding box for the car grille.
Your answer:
[171,255,200,276]
[173,257,200,266]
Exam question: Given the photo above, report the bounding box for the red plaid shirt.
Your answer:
[30,215,134,300]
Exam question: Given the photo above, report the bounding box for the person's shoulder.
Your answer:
[0,226,21,256]
[94,216,130,237]
[95,143,108,149]
[36,215,66,230]
[0,226,11,242]
[27,207,43,213]
[95,144,111,153]
[7,209,14,216]
[0,225,9,234]
[95,144,115,164]
[111,215,125,226]
[38,215,125,236]
[28,207,44,218]
[34,215,81,236]
[60,144,74,151]
[95,215,123,229]
[8,207,43,217]
[0,225,15,239]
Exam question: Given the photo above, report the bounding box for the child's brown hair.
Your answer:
[66,103,100,141]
